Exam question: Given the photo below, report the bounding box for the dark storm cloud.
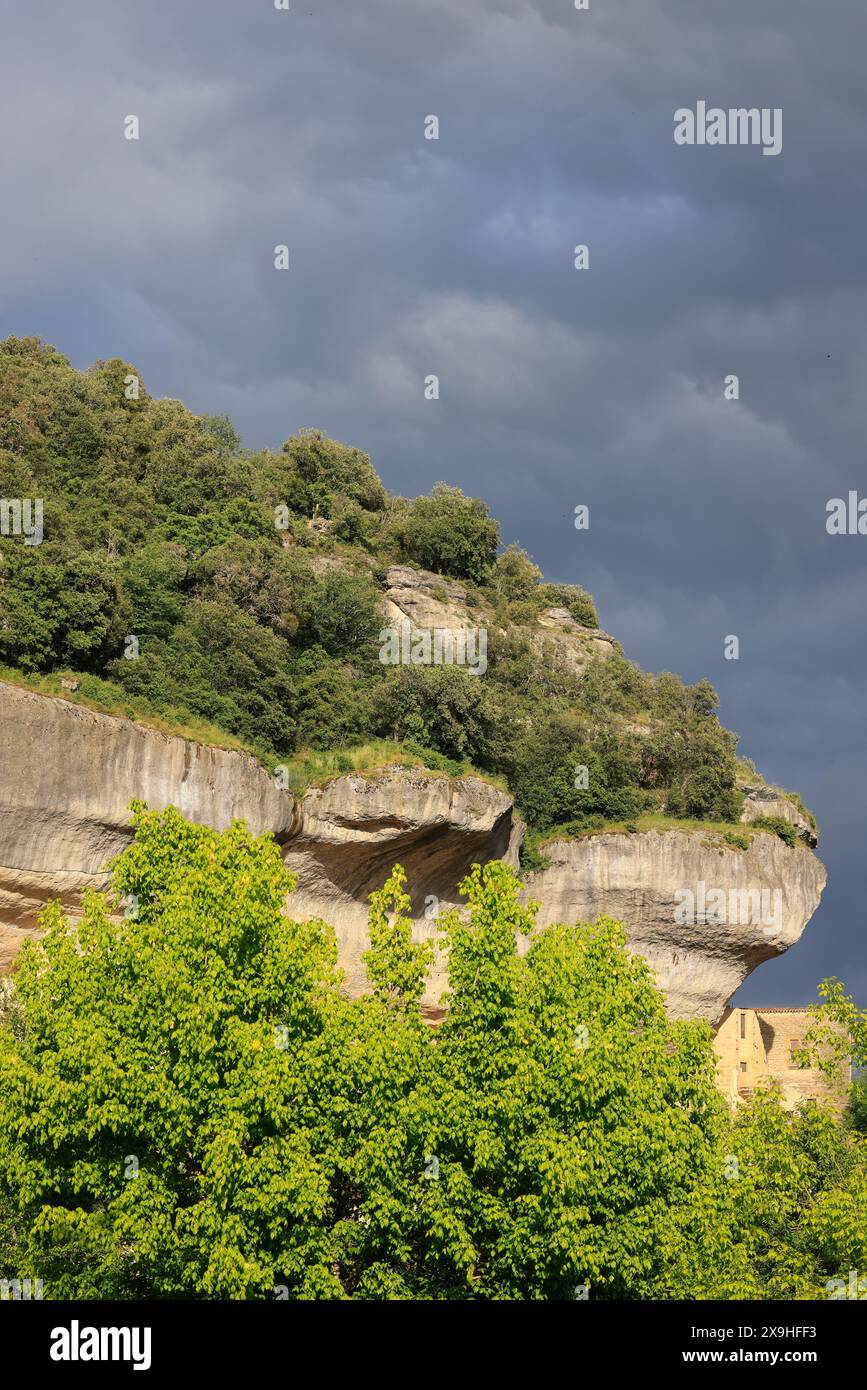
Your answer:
[2,0,866,1004]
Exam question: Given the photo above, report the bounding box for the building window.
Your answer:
[740,1011,746,1040]
[789,1039,801,1068]
[739,1062,747,1074]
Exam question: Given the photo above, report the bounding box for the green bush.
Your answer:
[537,582,599,628]
[753,815,798,847]
[277,429,387,518]
[518,840,552,873]
[723,830,750,850]
[374,665,497,765]
[389,483,500,583]
[494,544,541,602]
[505,717,651,832]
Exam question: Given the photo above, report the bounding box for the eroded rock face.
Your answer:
[739,783,818,847]
[521,830,827,1024]
[383,565,479,634]
[381,564,615,680]
[284,768,518,1013]
[0,683,827,1027]
[0,684,294,967]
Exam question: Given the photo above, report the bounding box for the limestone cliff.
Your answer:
[283,767,518,1012]
[520,830,826,1024]
[0,683,294,966]
[0,681,826,1024]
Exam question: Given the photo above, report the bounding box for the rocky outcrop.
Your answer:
[0,683,294,966]
[284,768,518,1013]
[521,830,827,1024]
[0,683,827,1027]
[381,564,615,679]
[739,783,818,847]
[382,565,480,634]
[0,685,517,1012]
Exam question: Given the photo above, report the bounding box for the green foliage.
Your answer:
[401,740,467,778]
[723,830,750,850]
[643,675,742,822]
[848,1077,867,1135]
[800,978,867,1076]
[493,544,541,602]
[683,1089,867,1299]
[781,789,818,835]
[389,483,500,583]
[0,806,862,1300]
[0,539,129,674]
[278,429,387,518]
[504,715,651,833]
[518,841,552,873]
[374,664,498,764]
[306,569,382,659]
[753,815,798,848]
[293,654,374,750]
[0,808,732,1299]
[536,581,599,628]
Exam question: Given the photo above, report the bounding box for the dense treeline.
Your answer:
[0,336,745,831]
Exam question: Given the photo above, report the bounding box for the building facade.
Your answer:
[713,1006,851,1111]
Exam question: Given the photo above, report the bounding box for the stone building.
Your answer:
[713,1006,850,1111]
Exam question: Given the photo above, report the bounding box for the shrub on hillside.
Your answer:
[277,429,387,518]
[389,483,500,583]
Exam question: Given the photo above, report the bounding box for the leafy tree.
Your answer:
[391,483,500,583]
[799,977,867,1079]
[111,601,298,753]
[307,569,382,660]
[672,1087,867,1299]
[278,429,387,518]
[644,674,741,821]
[329,494,381,548]
[374,664,498,764]
[0,806,339,1297]
[198,413,241,453]
[0,544,127,672]
[848,1077,867,1135]
[505,715,649,832]
[494,544,541,602]
[294,655,374,749]
[0,805,745,1301]
[194,537,314,640]
[122,541,188,642]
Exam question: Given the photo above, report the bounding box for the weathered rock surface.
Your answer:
[0,683,294,966]
[381,564,615,679]
[383,565,479,634]
[0,683,827,1027]
[739,783,818,846]
[521,830,827,1024]
[284,767,519,1013]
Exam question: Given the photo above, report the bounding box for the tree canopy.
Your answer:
[0,806,861,1300]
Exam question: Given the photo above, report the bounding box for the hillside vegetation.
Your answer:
[0,336,790,835]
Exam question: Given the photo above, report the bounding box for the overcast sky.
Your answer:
[3,0,866,1006]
